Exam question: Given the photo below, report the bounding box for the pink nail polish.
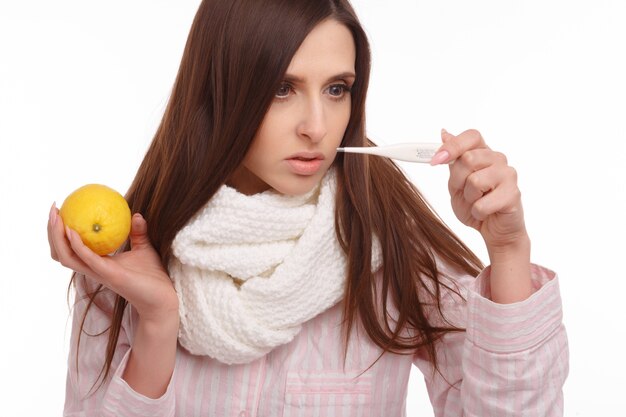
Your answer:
[430,150,450,165]
[49,203,56,225]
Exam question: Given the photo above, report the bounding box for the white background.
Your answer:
[1,0,624,415]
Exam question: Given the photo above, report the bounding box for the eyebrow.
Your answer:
[283,71,356,85]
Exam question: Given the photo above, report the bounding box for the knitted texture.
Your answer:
[169,170,378,364]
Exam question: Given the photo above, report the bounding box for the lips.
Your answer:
[286,152,325,175]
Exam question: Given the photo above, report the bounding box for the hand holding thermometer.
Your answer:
[336,143,445,164]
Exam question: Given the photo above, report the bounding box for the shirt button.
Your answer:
[238,411,250,417]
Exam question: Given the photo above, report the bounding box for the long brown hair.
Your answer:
[72,0,483,392]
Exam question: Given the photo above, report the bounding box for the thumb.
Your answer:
[431,128,456,165]
[129,213,152,250]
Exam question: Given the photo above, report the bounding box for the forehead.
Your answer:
[286,19,356,78]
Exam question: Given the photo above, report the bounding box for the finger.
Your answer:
[463,161,517,204]
[431,129,488,165]
[47,203,59,261]
[463,170,495,204]
[470,169,520,221]
[448,148,504,192]
[441,128,452,143]
[450,190,479,228]
[65,226,125,288]
[129,213,151,251]
[48,206,76,266]
[50,213,95,276]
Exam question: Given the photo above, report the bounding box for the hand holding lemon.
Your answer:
[48,184,179,324]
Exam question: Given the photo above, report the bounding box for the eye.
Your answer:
[327,83,351,101]
[275,83,292,99]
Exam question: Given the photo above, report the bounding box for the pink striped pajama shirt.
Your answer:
[64,264,568,416]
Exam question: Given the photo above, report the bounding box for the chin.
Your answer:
[270,172,326,196]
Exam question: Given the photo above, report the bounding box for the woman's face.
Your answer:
[229,19,356,195]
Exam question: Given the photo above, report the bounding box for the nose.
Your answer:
[296,98,327,143]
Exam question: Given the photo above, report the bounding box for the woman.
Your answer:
[48,0,568,415]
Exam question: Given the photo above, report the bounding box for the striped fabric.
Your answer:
[64,264,568,417]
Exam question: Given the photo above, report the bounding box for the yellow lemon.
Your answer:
[60,184,131,256]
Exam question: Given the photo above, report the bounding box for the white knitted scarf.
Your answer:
[169,170,381,364]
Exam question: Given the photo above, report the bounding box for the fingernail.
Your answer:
[441,129,453,143]
[49,203,56,225]
[430,150,450,165]
[65,225,72,241]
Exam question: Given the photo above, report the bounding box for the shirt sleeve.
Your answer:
[63,275,176,417]
[412,264,569,417]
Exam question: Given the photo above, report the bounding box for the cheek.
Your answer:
[331,103,351,138]
[244,121,291,175]
[249,114,284,154]
[257,110,293,144]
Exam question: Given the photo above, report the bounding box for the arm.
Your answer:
[121,313,179,399]
[48,207,179,415]
[64,276,177,417]
[431,128,534,303]
[413,265,569,416]
[414,129,568,414]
